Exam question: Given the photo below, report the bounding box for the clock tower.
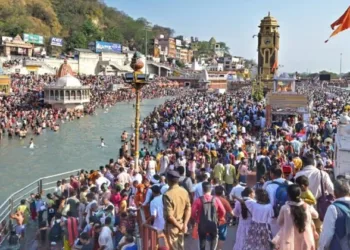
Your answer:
[257,12,280,90]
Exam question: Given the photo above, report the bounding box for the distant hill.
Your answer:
[0,0,174,52]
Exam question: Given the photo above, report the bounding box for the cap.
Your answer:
[167,170,180,179]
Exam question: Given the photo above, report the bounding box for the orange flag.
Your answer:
[325,6,350,43]
[271,51,278,73]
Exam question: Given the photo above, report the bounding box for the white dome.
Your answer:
[55,74,82,87]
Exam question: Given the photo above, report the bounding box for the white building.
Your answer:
[44,74,90,110]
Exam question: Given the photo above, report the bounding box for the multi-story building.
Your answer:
[187,49,194,63]
[158,36,176,59]
[180,48,188,63]
[224,56,245,71]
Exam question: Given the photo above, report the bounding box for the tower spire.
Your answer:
[268,11,270,17]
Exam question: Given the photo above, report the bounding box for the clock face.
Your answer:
[264,38,271,45]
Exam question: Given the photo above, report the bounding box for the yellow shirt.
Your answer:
[301,189,316,205]
[237,152,245,161]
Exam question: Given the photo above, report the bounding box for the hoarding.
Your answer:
[95,41,122,53]
[175,39,182,46]
[23,33,44,45]
[1,36,13,45]
[51,37,63,47]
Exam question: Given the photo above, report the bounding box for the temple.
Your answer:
[44,61,89,110]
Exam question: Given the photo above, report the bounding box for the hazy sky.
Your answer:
[106,0,350,73]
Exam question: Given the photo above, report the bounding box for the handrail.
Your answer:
[0,169,80,246]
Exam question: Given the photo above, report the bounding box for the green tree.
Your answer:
[65,31,87,51]
[104,27,124,43]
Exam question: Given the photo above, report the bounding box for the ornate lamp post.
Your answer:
[125,52,149,172]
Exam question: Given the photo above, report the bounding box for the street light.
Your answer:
[124,52,149,172]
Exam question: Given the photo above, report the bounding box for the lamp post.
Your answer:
[125,52,149,172]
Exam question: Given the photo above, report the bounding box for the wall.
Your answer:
[77,53,99,75]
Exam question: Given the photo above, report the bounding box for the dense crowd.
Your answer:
[3,81,350,250]
[0,74,186,141]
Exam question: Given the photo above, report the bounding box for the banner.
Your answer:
[95,41,122,53]
[23,33,44,44]
[51,37,63,47]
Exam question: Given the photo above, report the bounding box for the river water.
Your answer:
[0,97,170,202]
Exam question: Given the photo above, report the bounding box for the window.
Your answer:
[264,50,269,64]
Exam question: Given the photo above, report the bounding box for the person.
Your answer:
[295,153,334,238]
[147,185,165,231]
[263,167,292,236]
[272,184,319,250]
[191,182,225,250]
[243,189,274,250]
[61,211,79,250]
[162,170,191,250]
[318,179,350,250]
[233,187,254,250]
[214,185,233,250]
[72,232,93,250]
[29,138,35,149]
[229,180,246,201]
[213,162,225,184]
[295,175,317,205]
[97,217,114,250]
[223,162,236,195]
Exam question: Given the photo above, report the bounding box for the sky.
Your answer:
[106,0,350,73]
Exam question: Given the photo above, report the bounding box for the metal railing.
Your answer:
[136,207,167,250]
[0,169,80,245]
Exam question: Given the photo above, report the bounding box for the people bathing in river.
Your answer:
[29,138,35,149]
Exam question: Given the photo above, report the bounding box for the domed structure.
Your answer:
[56,74,82,87]
[260,12,279,27]
[209,37,216,45]
[44,62,90,110]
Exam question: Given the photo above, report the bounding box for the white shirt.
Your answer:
[159,155,169,174]
[85,200,97,224]
[229,184,245,200]
[147,160,156,180]
[132,173,143,185]
[295,165,334,199]
[318,197,350,250]
[117,172,131,187]
[98,226,114,250]
[150,195,165,231]
[95,176,111,191]
[161,184,169,194]
[263,178,292,206]
[142,184,160,206]
[245,199,274,223]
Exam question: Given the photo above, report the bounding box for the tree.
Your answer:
[104,27,124,43]
[65,31,87,51]
[176,60,185,68]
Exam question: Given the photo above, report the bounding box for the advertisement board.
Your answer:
[23,33,44,45]
[175,39,182,46]
[51,37,63,47]
[95,41,122,53]
[2,36,13,45]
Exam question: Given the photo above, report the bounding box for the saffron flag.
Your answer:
[271,52,278,73]
[325,6,350,43]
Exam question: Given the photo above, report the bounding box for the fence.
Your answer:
[0,169,80,246]
[136,206,167,250]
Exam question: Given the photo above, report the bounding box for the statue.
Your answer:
[130,52,144,72]
[56,59,74,78]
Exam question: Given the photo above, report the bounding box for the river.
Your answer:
[0,97,170,201]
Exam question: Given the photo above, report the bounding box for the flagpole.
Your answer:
[340,53,343,78]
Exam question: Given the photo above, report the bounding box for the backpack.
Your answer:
[49,220,63,243]
[198,196,218,236]
[333,202,350,249]
[270,181,289,217]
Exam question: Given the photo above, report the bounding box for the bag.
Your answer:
[316,170,334,221]
[333,202,350,249]
[198,197,218,235]
[49,220,63,243]
[271,181,289,217]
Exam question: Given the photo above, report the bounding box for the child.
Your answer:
[295,175,316,205]
[17,199,30,224]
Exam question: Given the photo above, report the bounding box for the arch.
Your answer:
[72,91,76,100]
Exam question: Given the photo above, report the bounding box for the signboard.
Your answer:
[51,37,63,47]
[23,33,44,45]
[95,41,122,53]
[1,36,13,45]
[175,39,182,46]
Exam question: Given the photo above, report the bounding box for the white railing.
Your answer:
[0,169,80,245]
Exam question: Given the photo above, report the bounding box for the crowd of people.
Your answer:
[3,80,350,250]
[0,74,186,141]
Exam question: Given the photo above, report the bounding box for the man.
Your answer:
[117,167,131,188]
[214,185,233,250]
[97,217,114,250]
[191,182,225,250]
[319,179,350,250]
[177,166,192,198]
[229,180,246,201]
[162,170,191,250]
[213,162,225,184]
[142,175,161,206]
[192,173,209,201]
[295,153,334,238]
[159,151,170,175]
[147,185,165,231]
[263,167,292,236]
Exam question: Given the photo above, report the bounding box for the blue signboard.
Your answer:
[95,41,122,53]
[51,37,63,47]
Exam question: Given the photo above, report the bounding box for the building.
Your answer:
[44,62,90,110]
[257,12,280,91]
[224,56,245,71]
[1,35,33,57]
[158,36,176,59]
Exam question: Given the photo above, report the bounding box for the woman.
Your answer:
[243,189,274,250]
[272,184,318,250]
[233,187,254,250]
